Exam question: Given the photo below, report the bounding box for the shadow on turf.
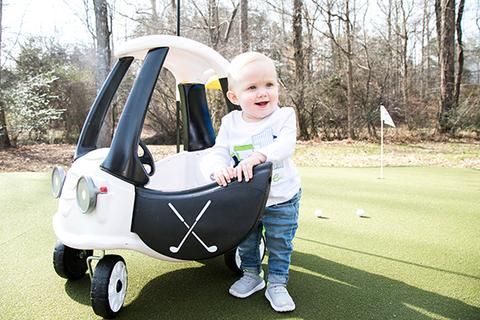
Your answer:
[296,236,480,281]
[289,251,479,320]
[64,276,91,306]
[80,253,478,320]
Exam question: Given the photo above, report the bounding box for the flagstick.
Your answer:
[380,119,384,179]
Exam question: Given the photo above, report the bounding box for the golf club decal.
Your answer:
[168,200,217,253]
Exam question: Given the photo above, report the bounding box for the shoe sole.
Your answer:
[229,280,265,298]
[265,290,296,312]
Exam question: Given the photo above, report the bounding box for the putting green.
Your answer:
[0,167,479,319]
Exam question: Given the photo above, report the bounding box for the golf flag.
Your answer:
[380,105,395,127]
[379,105,396,179]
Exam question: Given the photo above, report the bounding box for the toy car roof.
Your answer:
[115,35,229,84]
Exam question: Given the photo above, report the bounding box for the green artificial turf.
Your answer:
[0,168,479,319]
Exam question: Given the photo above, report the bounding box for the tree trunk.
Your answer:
[436,0,456,134]
[400,0,409,127]
[386,0,393,107]
[426,1,432,93]
[345,0,354,140]
[240,0,249,52]
[208,0,220,50]
[293,0,307,139]
[94,0,111,91]
[93,0,112,146]
[420,0,428,99]
[454,0,465,108]
[150,0,160,33]
[0,0,11,149]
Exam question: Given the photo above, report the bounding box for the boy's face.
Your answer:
[227,60,279,122]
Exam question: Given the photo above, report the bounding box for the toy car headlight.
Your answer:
[51,166,66,198]
[76,176,98,213]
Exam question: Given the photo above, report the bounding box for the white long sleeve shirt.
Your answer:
[202,106,301,206]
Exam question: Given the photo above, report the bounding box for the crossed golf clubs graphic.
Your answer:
[168,200,218,253]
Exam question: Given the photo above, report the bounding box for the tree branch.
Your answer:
[224,1,239,42]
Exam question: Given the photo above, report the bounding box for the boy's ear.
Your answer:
[226,90,239,105]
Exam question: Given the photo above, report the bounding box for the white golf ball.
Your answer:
[314,209,323,218]
[356,208,365,217]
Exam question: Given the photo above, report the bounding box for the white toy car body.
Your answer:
[51,35,270,319]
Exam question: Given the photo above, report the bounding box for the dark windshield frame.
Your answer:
[99,47,169,186]
[75,57,134,160]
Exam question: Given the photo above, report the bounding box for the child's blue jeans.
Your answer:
[238,189,301,285]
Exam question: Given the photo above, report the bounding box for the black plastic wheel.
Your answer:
[91,255,127,319]
[53,241,92,280]
[224,235,266,274]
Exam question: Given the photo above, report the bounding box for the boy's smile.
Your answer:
[255,101,269,107]
[227,60,279,122]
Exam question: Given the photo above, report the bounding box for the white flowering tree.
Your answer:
[5,71,65,145]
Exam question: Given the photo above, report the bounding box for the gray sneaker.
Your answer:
[229,272,265,298]
[265,284,295,312]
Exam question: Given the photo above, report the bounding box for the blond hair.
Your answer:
[227,52,277,90]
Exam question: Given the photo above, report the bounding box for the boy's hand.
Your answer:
[236,152,266,182]
[212,167,236,187]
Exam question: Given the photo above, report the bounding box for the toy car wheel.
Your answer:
[91,255,127,319]
[53,241,93,280]
[224,235,266,274]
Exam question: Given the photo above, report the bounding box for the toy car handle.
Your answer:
[138,140,155,176]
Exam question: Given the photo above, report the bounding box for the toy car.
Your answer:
[51,35,271,319]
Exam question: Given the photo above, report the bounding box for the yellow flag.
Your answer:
[205,76,222,90]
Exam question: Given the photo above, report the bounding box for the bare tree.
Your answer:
[208,0,220,48]
[240,0,249,51]
[344,0,354,139]
[293,0,308,139]
[0,0,11,149]
[93,0,112,146]
[67,0,97,47]
[319,0,355,139]
[420,0,433,99]
[435,0,456,134]
[302,3,322,138]
[379,0,394,107]
[93,0,111,91]
[191,0,239,51]
[358,4,375,137]
[454,0,465,108]
[397,0,414,127]
[149,0,160,33]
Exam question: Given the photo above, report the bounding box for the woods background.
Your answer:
[0,0,479,149]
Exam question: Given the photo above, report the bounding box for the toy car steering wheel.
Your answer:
[139,140,155,176]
